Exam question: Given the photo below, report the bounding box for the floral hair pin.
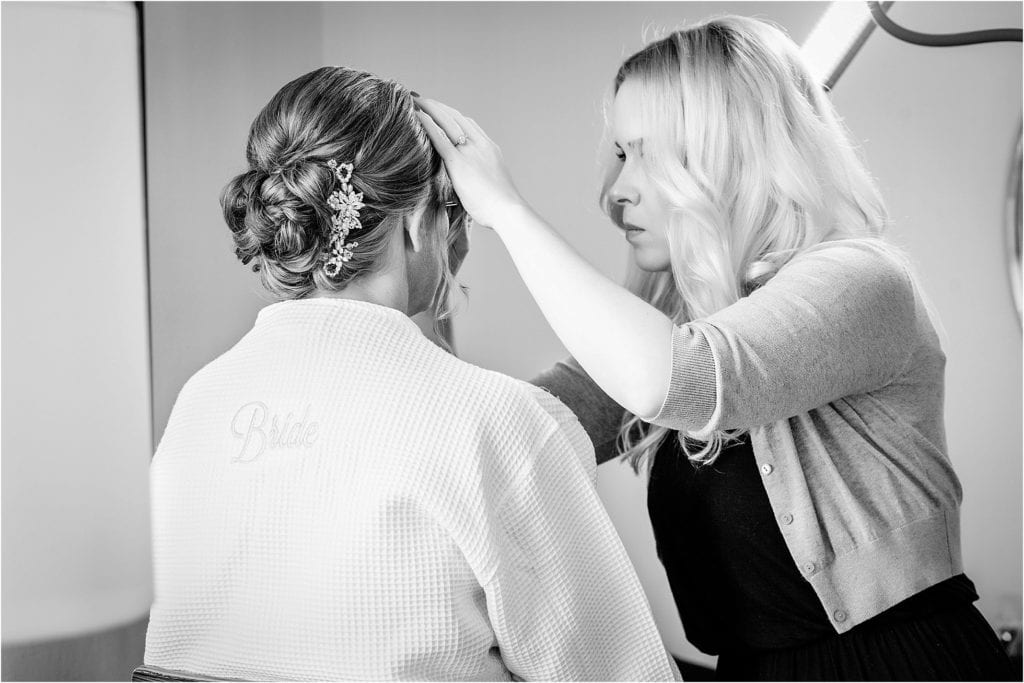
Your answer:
[322,159,365,277]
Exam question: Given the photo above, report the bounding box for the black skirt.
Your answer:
[647,432,1015,681]
[714,601,1015,681]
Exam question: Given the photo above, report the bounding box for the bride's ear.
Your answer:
[403,203,429,253]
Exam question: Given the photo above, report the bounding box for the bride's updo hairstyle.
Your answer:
[221,66,463,314]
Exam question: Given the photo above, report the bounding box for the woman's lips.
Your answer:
[624,222,645,241]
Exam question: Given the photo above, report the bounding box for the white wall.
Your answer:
[832,1,1023,625]
[1,0,152,654]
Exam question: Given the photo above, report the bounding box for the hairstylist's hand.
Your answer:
[414,97,528,230]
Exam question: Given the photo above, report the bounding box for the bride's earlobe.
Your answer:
[403,205,428,253]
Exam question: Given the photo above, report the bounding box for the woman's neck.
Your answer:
[311,227,413,314]
[311,271,411,315]
[309,222,430,317]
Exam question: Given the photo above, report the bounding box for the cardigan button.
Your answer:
[779,513,794,525]
[760,463,774,476]
[833,609,847,623]
[802,561,816,575]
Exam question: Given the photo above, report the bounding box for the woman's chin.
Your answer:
[630,249,672,273]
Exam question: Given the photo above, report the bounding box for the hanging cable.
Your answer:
[867,1,1022,46]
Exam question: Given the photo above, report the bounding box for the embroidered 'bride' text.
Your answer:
[230,401,319,462]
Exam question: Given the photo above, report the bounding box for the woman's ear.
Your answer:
[403,203,430,253]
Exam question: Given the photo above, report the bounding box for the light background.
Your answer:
[2,0,153,651]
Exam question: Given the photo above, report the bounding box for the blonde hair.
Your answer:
[601,16,894,470]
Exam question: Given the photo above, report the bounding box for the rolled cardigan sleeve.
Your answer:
[642,326,718,433]
[646,240,919,435]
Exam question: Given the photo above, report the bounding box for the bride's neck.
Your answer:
[310,229,413,315]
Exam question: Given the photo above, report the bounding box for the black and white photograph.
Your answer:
[2,1,1022,680]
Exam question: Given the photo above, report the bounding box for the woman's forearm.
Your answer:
[409,97,675,416]
[495,204,674,418]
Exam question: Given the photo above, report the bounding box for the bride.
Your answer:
[142,65,679,682]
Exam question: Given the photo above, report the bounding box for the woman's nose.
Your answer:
[609,176,639,206]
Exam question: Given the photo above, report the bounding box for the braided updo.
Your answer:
[221,66,454,300]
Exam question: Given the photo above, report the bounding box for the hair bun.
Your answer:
[221,66,445,300]
[221,164,330,272]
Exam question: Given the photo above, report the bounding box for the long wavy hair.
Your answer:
[220,66,468,349]
[601,16,893,470]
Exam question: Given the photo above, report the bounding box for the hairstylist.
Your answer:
[415,15,1014,681]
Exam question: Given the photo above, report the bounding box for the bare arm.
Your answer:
[496,204,674,418]
[415,101,674,419]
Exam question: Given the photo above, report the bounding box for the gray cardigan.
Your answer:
[532,239,963,634]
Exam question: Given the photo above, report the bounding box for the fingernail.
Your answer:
[410,91,421,98]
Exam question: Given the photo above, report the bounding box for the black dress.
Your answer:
[647,432,1015,681]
